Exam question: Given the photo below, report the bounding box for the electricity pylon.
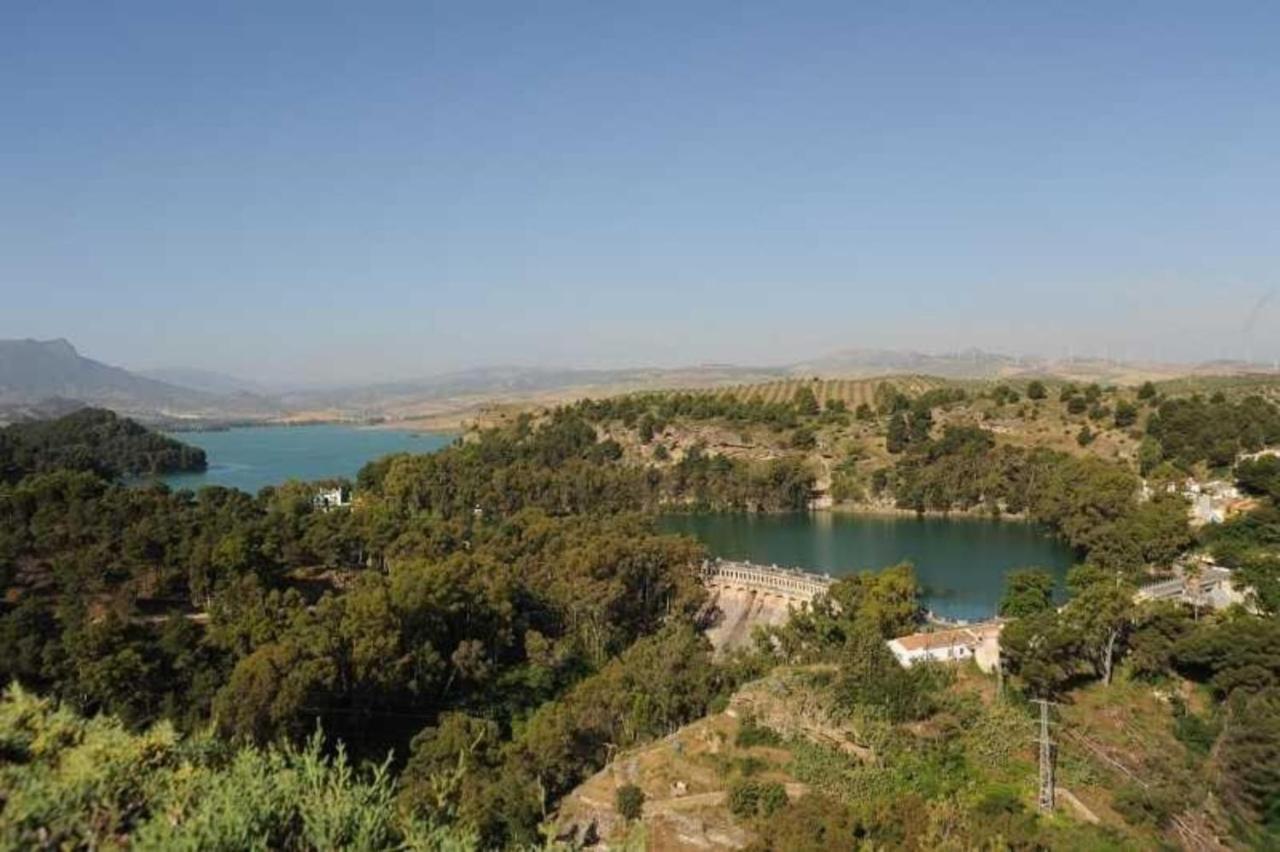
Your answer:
[1032,699,1056,812]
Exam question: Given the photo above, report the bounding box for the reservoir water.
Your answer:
[159,424,454,494]
[660,512,1076,621]
[155,426,1072,619]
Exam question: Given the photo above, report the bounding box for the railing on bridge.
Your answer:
[700,558,834,601]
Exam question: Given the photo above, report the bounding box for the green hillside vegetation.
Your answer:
[1,383,1279,848]
[559,535,1280,848]
[0,407,206,483]
[0,409,787,847]
[577,376,1280,499]
[0,685,476,850]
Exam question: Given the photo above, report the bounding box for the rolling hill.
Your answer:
[0,339,276,421]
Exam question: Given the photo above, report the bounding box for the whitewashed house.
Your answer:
[887,623,1004,673]
[313,486,350,510]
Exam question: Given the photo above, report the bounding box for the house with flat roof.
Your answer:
[887,622,1004,673]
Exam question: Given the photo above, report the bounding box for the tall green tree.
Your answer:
[999,568,1056,617]
[1000,610,1082,697]
[1065,566,1136,685]
[793,386,820,416]
[886,413,909,454]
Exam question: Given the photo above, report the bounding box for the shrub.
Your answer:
[735,715,783,748]
[974,784,1025,817]
[1172,710,1219,756]
[728,780,788,819]
[615,784,645,822]
[0,685,468,850]
[1112,781,1180,829]
[790,426,817,450]
[733,756,768,777]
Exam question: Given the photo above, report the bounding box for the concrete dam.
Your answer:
[699,559,834,651]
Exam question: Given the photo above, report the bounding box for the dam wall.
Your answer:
[699,559,834,651]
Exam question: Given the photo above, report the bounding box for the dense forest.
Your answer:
[0,408,798,847]
[0,407,206,482]
[887,425,1193,572]
[2,385,1279,848]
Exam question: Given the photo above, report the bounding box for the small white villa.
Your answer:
[313,486,351,510]
[887,622,1004,673]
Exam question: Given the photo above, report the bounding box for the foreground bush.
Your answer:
[0,684,475,850]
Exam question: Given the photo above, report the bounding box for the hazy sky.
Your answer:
[3,1,1279,383]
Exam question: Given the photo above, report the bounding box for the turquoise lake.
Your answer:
[660,512,1076,621]
[159,424,454,493]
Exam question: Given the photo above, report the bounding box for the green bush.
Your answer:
[1112,781,1178,829]
[615,783,645,822]
[728,779,788,819]
[0,684,474,851]
[973,783,1025,817]
[735,715,783,748]
[1172,709,1220,756]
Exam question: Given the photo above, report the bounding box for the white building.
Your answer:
[1184,480,1241,525]
[1134,562,1251,612]
[887,622,1004,673]
[313,487,350,510]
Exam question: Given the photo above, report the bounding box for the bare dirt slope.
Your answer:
[555,668,860,850]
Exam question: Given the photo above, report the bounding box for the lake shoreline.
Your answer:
[825,502,1035,524]
[158,423,455,493]
[165,417,458,437]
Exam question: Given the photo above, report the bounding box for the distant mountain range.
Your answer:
[135,366,271,396]
[2,338,1276,426]
[0,339,277,423]
[281,364,787,409]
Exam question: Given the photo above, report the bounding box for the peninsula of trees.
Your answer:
[0,407,207,482]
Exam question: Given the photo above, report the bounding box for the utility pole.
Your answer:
[1033,699,1056,812]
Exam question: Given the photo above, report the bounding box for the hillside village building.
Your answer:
[887,622,1004,673]
[313,487,350,510]
[1135,562,1250,611]
[1140,477,1245,526]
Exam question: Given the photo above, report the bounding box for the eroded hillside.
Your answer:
[555,664,1227,850]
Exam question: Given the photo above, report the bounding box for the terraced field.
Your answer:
[699,375,957,408]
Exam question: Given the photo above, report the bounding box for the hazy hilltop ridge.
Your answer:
[0,339,220,417]
[0,338,189,403]
[266,351,1280,430]
[789,347,1021,379]
[4,338,1279,430]
[789,347,1279,385]
[0,339,282,423]
[135,366,270,397]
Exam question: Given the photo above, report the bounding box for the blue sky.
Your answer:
[2,1,1278,383]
